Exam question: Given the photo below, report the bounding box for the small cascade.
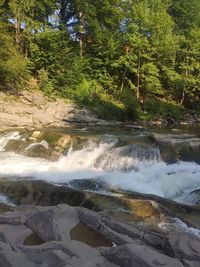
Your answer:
[58,138,118,171]
[0,132,21,151]
[94,144,161,172]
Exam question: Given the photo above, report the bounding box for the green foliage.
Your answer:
[64,79,139,121]
[0,21,29,91]
[0,0,200,121]
[145,98,183,120]
[37,68,54,95]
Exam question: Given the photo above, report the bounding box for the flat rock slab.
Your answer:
[0,204,199,266]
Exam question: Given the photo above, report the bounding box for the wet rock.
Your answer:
[69,179,106,191]
[121,198,163,223]
[0,180,87,207]
[24,143,59,161]
[186,189,200,205]
[116,190,200,230]
[152,133,200,163]
[4,139,25,153]
[1,179,200,231]
[4,137,59,161]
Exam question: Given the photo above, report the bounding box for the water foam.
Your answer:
[0,194,15,206]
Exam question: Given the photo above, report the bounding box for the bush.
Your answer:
[62,79,133,121]
[38,68,54,95]
[145,98,183,121]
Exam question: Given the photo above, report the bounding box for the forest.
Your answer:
[0,0,200,121]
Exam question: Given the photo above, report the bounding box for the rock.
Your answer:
[69,179,107,191]
[152,133,200,163]
[4,139,58,161]
[116,190,200,229]
[0,112,33,128]
[4,139,25,153]
[186,189,200,205]
[182,259,200,267]
[0,90,106,131]
[24,143,58,160]
[29,130,44,140]
[1,178,200,231]
[122,124,145,130]
[0,180,89,207]
[55,135,71,149]
[105,244,184,267]
[0,204,198,266]
[63,107,99,124]
[168,231,200,261]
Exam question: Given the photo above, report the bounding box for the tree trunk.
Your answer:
[136,72,140,100]
[181,56,189,106]
[136,51,141,101]
[15,17,20,47]
[79,11,84,58]
[120,68,127,95]
[180,89,185,106]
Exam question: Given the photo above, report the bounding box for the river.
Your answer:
[0,126,200,205]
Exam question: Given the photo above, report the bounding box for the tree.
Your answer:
[0,19,29,91]
[176,28,200,106]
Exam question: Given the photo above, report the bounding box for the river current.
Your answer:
[0,127,200,204]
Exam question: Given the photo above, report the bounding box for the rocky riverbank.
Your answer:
[0,90,109,132]
[0,200,199,267]
[1,90,200,133]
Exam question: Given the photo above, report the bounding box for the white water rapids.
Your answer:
[0,131,200,203]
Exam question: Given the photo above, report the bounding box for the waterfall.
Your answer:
[0,131,200,203]
[94,144,161,171]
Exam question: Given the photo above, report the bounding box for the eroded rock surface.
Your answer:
[0,204,199,267]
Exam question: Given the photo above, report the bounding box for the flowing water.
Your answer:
[0,127,200,204]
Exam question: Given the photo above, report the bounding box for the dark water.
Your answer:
[70,222,113,247]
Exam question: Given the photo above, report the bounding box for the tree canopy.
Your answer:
[0,0,200,121]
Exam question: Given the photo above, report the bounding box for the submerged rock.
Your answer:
[186,189,200,205]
